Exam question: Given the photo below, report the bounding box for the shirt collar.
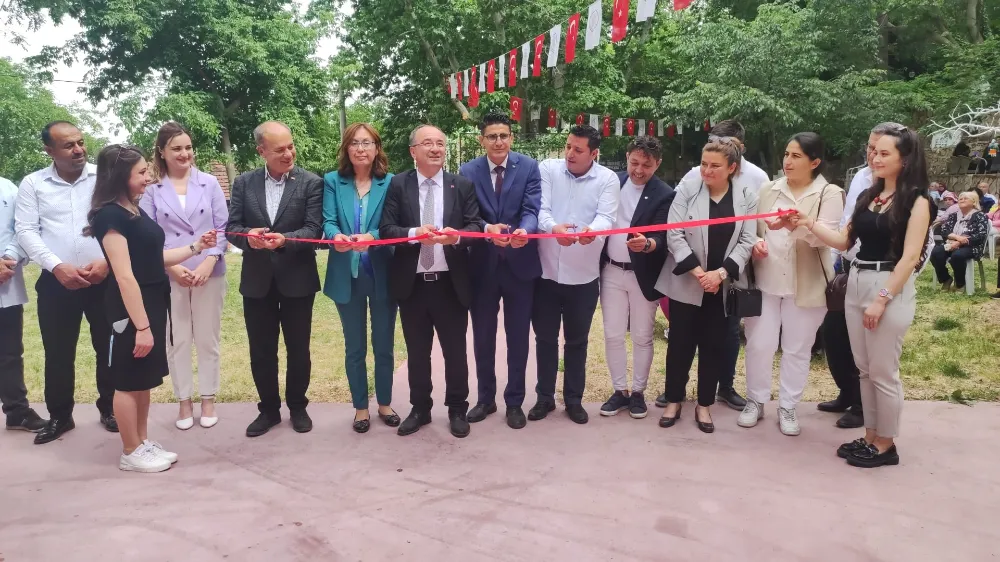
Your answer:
[777,174,828,199]
[43,162,96,186]
[416,168,445,189]
[561,159,599,180]
[265,165,290,184]
[489,156,509,172]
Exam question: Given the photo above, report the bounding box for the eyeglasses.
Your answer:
[350,140,376,149]
[411,141,446,149]
[483,133,511,143]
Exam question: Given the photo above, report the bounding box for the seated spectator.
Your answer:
[928,182,944,204]
[977,182,994,213]
[930,190,990,291]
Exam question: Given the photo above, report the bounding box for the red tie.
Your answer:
[494,165,505,198]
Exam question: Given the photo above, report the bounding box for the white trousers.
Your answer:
[167,276,226,400]
[744,292,827,410]
[600,265,659,393]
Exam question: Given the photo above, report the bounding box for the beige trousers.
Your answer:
[844,266,916,438]
[167,276,226,400]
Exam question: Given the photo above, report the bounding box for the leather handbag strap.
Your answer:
[813,184,832,285]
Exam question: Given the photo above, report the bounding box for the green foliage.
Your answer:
[0,59,106,184]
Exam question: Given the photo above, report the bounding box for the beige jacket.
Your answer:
[755,175,844,308]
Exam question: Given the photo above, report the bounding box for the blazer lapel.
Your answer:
[185,172,206,222]
[632,178,660,227]
[250,169,271,228]
[697,183,710,258]
[443,172,458,227]
[272,168,298,226]
[338,176,357,233]
[405,171,421,225]
[477,157,498,218]
[367,176,389,231]
[727,182,748,253]
[158,178,189,226]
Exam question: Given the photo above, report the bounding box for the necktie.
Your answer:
[419,178,436,270]
[494,165,505,199]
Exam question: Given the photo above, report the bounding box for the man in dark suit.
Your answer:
[226,121,324,437]
[598,136,674,420]
[380,124,483,438]
[458,113,541,430]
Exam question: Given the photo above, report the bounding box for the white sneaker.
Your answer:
[119,444,172,473]
[144,439,178,464]
[737,399,763,428]
[778,407,801,436]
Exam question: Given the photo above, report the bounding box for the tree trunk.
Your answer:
[403,0,469,120]
[220,125,237,184]
[877,12,890,70]
[337,89,348,136]
[967,0,983,43]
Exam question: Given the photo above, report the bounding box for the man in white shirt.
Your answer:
[1,176,47,433]
[380,124,483,438]
[528,125,619,425]
[15,121,118,444]
[664,120,768,411]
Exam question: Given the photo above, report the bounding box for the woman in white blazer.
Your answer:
[654,137,757,433]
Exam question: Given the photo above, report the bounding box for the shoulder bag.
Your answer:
[726,186,762,318]
[814,184,847,312]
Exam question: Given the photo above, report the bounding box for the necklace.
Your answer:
[873,191,895,213]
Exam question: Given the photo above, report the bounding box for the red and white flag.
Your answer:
[674,0,693,10]
[508,49,517,87]
[548,108,558,128]
[566,13,581,63]
[647,120,656,136]
[456,72,463,100]
[612,0,630,43]
[703,119,711,131]
[448,74,458,99]
[602,116,612,137]
[585,1,602,50]
[638,119,646,136]
[615,118,623,135]
[626,118,636,136]
[668,124,677,137]
[498,55,506,88]
[469,66,480,108]
[520,42,530,78]
[590,114,600,129]
[532,34,545,77]
[510,97,524,120]
[463,69,470,97]
[576,113,586,126]
[486,59,496,93]
[478,62,486,92]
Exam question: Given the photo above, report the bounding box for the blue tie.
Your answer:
[355,199,374,277]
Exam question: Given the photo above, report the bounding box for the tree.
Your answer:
[0,58,105,183]
[15,0,332,181]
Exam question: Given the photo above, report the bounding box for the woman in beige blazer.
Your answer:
[738,133,844,436]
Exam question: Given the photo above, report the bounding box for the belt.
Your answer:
[417,271,449,282]
[852,260,895,272]
[608,258,634,271]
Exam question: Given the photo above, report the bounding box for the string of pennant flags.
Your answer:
[507,101,717,139]
[447,0,694,108]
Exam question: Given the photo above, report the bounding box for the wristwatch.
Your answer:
[878,288,893,301]
[642,239,652,252]
[717,267,728,280]
[189,244,202,255]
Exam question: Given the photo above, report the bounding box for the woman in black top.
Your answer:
[84,145,216,473]
[788,125,932,468]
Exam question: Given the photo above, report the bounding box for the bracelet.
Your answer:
[136,325,150,332]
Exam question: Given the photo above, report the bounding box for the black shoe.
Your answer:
[352,414,370,434]
[33,418,75,444]
[565,404,589,424]
[378,409,401,427]
[6,409,47,433]
[695,406,715,434]
[246,413,281,437]
[449,411,470,438]
[658,404,682,428]
[817,396,850,413]
[654,392,668,408]
[467,403,497,423]
[100,412,119,433]
[716,388,746,410]
[836,409,865,429]
[506,406,526,429]
[991,291,1000,300]
[290,409,313,433]
[837,437,869,459]
[847,443,900,468]
[397,410,432,436]
[941,279,953,292]
[599,391,630,417]
[527,400,556,421]
[629,392,648,419]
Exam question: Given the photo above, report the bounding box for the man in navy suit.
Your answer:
[459,113,541,429]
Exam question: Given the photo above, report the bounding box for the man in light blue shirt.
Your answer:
[529,125,619,425]
[0,176,47,433]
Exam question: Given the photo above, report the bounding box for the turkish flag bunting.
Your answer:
[532,34,545,77]
[674,0,693,10]
[626,118,636,136]
[602,116,611,137]
[647,120,656,136]
[668,124,677,137]
[548,108,557,128]
[703,119,711,131]
[456,72,463,100]
[486,59,496,93]
[508,49,518,87]
[576,113,585,126]
[566,13,581,64]
[612,0,630,43]
[510,96,524,120]
[469,66,480,108]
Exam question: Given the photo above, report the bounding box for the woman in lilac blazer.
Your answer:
[139,121,229,431]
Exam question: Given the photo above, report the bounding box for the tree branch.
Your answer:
[403,0,469,120]
[928,102,1000,139]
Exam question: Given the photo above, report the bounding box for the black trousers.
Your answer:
[821,309,861,410]
[243,280,315,418]
[664,293,735,407]
[398,273,470,413]
[718,313,740,392]
[532,278,599,407]
[35,271,114,419]
[0,305,29,418]
[931,245,975,287]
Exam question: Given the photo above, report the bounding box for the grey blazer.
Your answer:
[654,180,759,312]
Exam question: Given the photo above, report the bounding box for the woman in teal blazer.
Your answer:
[322,123,399,433]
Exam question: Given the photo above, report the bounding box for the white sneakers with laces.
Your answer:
[777,407,801,436]
[119,444,172,473]
[737,399,764,428]
[144,439,178,464]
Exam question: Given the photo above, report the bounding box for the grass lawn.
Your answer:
[20,252,1000,406]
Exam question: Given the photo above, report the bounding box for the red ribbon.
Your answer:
[224,209,792,247]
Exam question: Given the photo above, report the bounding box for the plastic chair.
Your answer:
[989,227,998,261]
[964,259,986,295]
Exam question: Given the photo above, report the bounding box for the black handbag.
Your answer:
[726,210,762,318]
[814,184,847,312]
